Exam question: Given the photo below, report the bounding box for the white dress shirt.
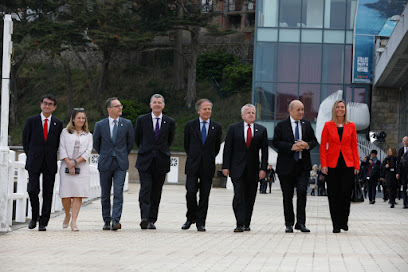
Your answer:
[290,116,303,159]
[244,122,254,143]
[199,117,210,135]
[108,116,119,138]
[41,112,51,134]
[151,112,163,130]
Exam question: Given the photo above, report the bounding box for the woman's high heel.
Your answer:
[70,222,79,231]
[63,215,71,229]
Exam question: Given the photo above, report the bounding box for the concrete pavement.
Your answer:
[1,183,408,271]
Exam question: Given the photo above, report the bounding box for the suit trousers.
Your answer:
[185,168,213,226]
[27,160,56,226]
[368,177,378,202]
[278,161,308,227]
[231,166,259,227]
[138,157,166,223]
[402,174,408,207]
[99,158,127,223]
[327,157,354,229]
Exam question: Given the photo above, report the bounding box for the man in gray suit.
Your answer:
[93,97,135,231]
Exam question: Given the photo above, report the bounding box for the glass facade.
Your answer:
[253,0,370,141]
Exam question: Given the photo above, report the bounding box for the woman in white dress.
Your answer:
[59,109,93,231]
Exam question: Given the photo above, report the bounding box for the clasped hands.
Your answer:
[66,159,76,175]
[291,140,308,152]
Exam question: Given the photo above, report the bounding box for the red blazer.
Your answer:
[320,121,360,169]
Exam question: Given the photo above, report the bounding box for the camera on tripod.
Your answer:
[369,131,387,143]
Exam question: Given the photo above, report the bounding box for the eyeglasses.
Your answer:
[110,105,123,109]
[42,102,55,107]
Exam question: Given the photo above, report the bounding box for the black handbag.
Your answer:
[351,175,364,202]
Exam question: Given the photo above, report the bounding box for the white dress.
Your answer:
[59,129,93,198]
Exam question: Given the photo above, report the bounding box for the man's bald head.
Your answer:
[288,100,304,121]
[403,136,408,147]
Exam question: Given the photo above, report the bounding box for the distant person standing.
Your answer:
[266,165,276,193]
[135,94,175,230]
[93,97,135,231]
[320,100,360,233]
[272,100,317,233]
[22,94,63,231]
[397,136,408,209]
[362,150,381,204]
[182,99,222,232]
[222,104,268,232]
[381,148,398,208]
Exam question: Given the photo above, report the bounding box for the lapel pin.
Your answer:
[164,121,166,124]
[121,124,123,127]
[212,127,214,129]
[255,129,258,132]
[54,123,56,125]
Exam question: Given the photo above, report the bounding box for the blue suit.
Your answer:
[93,117,134,224]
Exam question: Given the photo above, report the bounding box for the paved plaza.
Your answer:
[1,183,408,271]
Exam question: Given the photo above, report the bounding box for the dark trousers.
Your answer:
[327,160,354,230]
[387,180,398,205]
[231,166,258,227]
[402,175,408,207]
[368,177,378,201]
[278,162,308,227]
[27,160,56,226]
[99,158,127,223]
[138,158,166,223]
[185,173,213,226]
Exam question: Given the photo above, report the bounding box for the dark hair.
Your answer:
[41,94,57,105]
[105,97,119,109]
[195,99,213,112]
[370,150,378,155]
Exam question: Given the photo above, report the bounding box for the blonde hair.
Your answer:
[331,100,350,125]
[66,109,89,134]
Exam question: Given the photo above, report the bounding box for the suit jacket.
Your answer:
[184,118,222,177]
[320,121,360,170]
[222,122,268,179]
[272,117,317,176]
[22,114,63,174]
[93,117,135,171]
[361,157,380,180]
[135,113,175,173]
[397,147,407,176]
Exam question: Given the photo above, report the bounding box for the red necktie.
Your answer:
[44,118,48,142]
[246,124,252,149]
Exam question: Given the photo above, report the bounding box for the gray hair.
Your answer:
[105,97,119,109]
[150,94,165,104]
[288,100,303,110]
[195,99,213,112]
[241,103,256,114]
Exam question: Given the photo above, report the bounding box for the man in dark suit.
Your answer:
[361,150,381,204]
[222,104,268,232]
[135,94,175,230]
[93,97,135,231]
[272,100,317,233]
[397,136,408,208]
[22,94,63,231]
[182,99,222,232]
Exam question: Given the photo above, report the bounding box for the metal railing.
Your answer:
[357,135,387,161]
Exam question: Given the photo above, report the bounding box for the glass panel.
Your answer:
[346,0,358,29]
[254,121,275,140]
[277,43,299,82]
[324,30,345,43]
[257,28,278,42]
[279,29,300,42]
[300,44,322,83]
[321,84,343,100]
[263,0,279,27]
[254,82,276,120]
[301,30,323,43]
[322,44,344,83]
[324,0,346,29]
[354,88,367,103]
[279,0,302,28]
[299,84,320,122]
[254,43,277,82]
[346,30,353,44]
[276,83,298,120]
[344,45,352,84]
[302,0,324,28]
[345,86,353,103]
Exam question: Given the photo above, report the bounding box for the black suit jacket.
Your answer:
[397,147,408,176]
[272,117,317,176]
[222,122,268,179]
[135,113,176,174]
[184,118,222,177]
[22,114,63,174]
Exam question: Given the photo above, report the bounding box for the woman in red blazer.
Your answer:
[320,100,360,233]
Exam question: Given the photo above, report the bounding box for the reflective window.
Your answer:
[254,43,277,82]
[279,0,302,28]
[301,30,323,43]
[346,0,358,30]
[277,43,299,82]
[257,28,278,42]
[279,29,300,42]
[346,30,353,44]
[276,83,298,120]
[354,88,367,103]
[300,44,322,83]
[324,0,346,29]
[254,83,276,120]
[344,45,352,84]
[261,0,279,27]
[346,87,353,103]
[322,44,344,83]
[324,30,345,43]
[299,84,320,121]
[321,84,343,98]
[302,0,324,28]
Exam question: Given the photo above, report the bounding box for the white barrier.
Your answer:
[5,151,128,229]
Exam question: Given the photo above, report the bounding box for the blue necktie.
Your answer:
[112,119,118,143]
[155,118,160,140]
[201,121,207,145]
[294,121,299,161]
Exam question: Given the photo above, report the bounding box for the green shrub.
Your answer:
[221,60,253,94]
[121,99,148,124]
[196,50,237,82]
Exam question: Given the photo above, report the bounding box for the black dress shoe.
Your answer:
[181,220,195,230]
[111,222,122,231]
[295,223,310,232]
[333,229,341,233]
[140,219,149,229]
[285,226,293,233]
[244,226,251,231]
[28,220,37,230]
[103,221,111,230]
[197,225,206,232]
[234,226,244,232]
[369,201,374,204]
[147,222,156,229]
[38,225,46,231]
[341,225,349,231]
[403,205,408,209]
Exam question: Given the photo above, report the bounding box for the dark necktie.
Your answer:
[294,121,299,161]
[201,121,207,144]
[112,119,118,142]
[43,118,48,142]
[155,118,160,140]
[246,124,252,149]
